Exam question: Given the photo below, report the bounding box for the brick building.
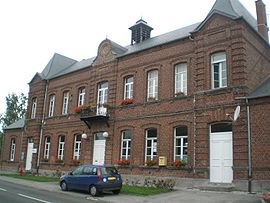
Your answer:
[1,0,270,191]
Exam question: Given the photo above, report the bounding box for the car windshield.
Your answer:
[100,167,118,175]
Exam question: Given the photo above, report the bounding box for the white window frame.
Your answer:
[57,135,65,160]
[121,130,131,160]
[174,126,188,161]
[211,52,227,89]
[78,87,85,106]
[31,97,37,119]
[73,134,81,160]
[44,137,50,160]
[97,82,108,115]
[147,70,158,101]
[48,94,55,117]
[62,91,69,115]
[124,76,134,99]
[10,138,16,161]
[175,63,187,95]
[145,128,157,161]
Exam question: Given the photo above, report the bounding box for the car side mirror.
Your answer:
[68,171,73,175]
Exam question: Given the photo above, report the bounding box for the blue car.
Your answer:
[60,164,122,196]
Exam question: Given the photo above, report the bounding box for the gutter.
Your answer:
[236,96,252,193]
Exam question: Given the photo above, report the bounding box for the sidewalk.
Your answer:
[0,175,262,203]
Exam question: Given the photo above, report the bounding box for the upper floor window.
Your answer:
[62,91,69,115]
[124,76,133,99]
[121,130,132,160]
[44,136,50,160]
[211,52,227,89]
[10,138,16,161]
[147,70,158,101]
[57,135,65,160]
[97,82,108,115]
[73,134,81,160]
[48,94,55,117]
[145,128,157,161]
[174,126,188,162]
[31,97,37,119]
[78,87,85,106]
[175,63,187,96]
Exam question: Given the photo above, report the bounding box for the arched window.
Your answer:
[57,135,65,160]
[121,130,132,160]
[145,128,157,161]
[124,76,134,99]
[10,138,16,161]
[73,134,81,160]
[147,70,158,101]
[174,126,188,162]
[44,136,51,160]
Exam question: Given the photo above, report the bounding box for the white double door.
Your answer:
[92,133,106,165]
[210,131,233,183]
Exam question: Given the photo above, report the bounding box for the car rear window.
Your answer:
[100,167,118,175]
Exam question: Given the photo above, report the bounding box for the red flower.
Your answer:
[121,98,133,105]
[73,105,84,113]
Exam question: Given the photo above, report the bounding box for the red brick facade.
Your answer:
[1,0,270,190]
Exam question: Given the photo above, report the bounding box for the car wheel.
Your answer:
[60,181,68,191]
[89,185,99,196]
[112,189,120,195]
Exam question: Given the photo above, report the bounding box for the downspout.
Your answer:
[37,80,49,174]
[246,98,252,193]
[19,122,26,169]
[193,94,196,173]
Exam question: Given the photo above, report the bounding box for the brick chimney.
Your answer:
[255,0,269,42]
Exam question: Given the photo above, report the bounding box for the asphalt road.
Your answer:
[0,179,106,203]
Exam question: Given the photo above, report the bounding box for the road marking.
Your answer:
[0,187,7,192]
[18,193,52,203]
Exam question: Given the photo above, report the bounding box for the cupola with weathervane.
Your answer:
[129,18,153,45]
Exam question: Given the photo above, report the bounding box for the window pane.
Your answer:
[211,123,232,133]
[175,126,187,136]
[147,128,157,138]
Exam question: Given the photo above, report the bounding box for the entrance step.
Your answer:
[196,183,235,192]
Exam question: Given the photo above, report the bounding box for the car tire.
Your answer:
[89,185,99,196]
[60,181,68,191]
[112,189,120,195]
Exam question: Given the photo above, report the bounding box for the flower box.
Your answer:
[121,98,133,105]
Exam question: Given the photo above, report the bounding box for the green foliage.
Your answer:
[0,173,59,182]
[121,185,171,196]
[0,92,27,129]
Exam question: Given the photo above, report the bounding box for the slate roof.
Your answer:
[195,0,257,32]
[40,53,77,79]
[36,0,259,80]
[247,76,270,99]
[4,118,25,130]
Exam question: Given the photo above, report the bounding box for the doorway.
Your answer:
[210,123,233,183]
[92,132,106,165]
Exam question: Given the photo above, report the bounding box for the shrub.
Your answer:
[118,160,130,166]
[145,160,158,167]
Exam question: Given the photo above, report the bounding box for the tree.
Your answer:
[0,93,27,155]
[0,92,27,129]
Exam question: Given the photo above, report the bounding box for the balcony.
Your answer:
[76,104,110,128]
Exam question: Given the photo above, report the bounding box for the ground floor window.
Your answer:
[121,130,131,160]
[174,126,188,162]
[73,134,81,160]
[44,136,50,160]
[58,135,65,160]
[10,138,16,161]
[145,128,157,161]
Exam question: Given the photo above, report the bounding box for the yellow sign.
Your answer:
[158,156,167,166]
